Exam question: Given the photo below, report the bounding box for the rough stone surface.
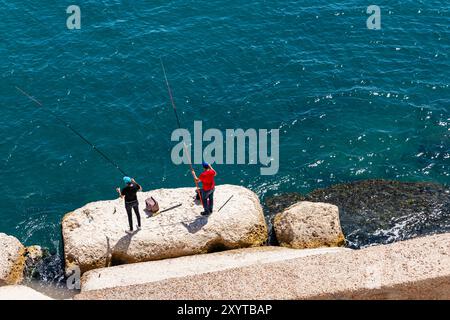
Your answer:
[265,179,450,248]
[0,233,25,286]
[62,184,268,274]
[0,285,53,300]
[81,246,349,292]
[75,233,450,300]
[273,201,345,249]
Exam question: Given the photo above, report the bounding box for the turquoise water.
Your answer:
[1,1,449,251]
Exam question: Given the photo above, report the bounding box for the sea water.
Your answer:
[0,1,448,254]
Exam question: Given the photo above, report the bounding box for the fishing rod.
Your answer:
[218,195,233,212]
[160,58,204,207]
[159,203,183,214]
[15,86,128,177]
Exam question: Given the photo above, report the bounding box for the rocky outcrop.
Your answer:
[75,233,450,300]
[273,202,345,249]
[62,184,268,274]
[0,285,53,300]
[0,233,26,286]
[23,245,49,280]
[266,180,450,248]
[25,246,44,263]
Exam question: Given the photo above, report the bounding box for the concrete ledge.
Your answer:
[75,233,450,300]
[81,246,348,292]
[62,184,268,275]
[0,233,25,286]
[0,285,53,300]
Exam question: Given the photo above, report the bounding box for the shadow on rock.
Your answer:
[182,216,209,234]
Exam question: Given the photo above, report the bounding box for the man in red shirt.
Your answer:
[192,161,217,216]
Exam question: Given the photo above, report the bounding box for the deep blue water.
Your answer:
[0,1,449,251]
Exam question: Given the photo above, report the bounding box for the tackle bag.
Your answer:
[145,196,159,213]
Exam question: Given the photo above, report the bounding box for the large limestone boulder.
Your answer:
[62,184,268,274]
[0,233,26,286]
[274,201,345,249]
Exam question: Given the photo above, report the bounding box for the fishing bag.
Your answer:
[145,196,159,213]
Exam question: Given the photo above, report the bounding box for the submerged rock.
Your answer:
[266,180,450,248]
[24,246,44,270]
[273,202,345,249]
[62,184,268,274]
[0,233,26,286]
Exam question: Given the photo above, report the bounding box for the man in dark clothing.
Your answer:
[192,161,216,216]
[116,176,142,233]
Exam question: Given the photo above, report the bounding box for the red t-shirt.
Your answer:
[199,169,216,191]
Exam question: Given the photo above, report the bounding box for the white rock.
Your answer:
[62,184,268,274]
[0,285,53,300]
[274,201,345,249]
[0,233,25,286]
[81,246,349,292]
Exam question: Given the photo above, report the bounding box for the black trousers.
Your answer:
[125,200,141,231]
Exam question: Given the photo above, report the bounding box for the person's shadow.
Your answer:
[105,236,112,267]
[106,230,139,266]
[182,215,209,234]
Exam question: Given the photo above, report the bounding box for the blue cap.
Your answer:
[123,176,132,184]
[202,161,209,168]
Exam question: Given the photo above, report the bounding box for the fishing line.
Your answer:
[15,86,128,177]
